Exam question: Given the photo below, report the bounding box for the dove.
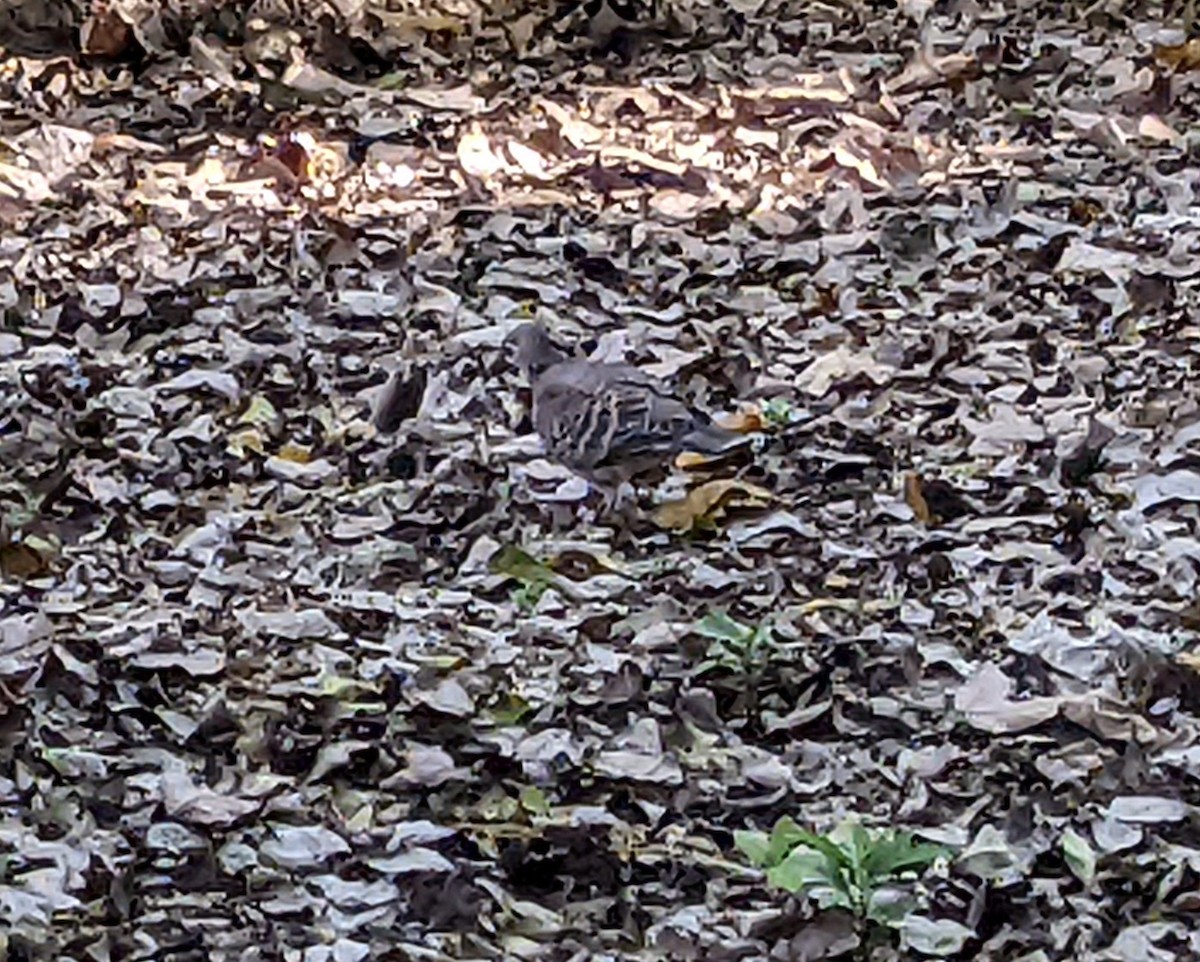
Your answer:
[507,323,751,511]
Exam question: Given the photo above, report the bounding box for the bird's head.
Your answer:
[505,322,567,381]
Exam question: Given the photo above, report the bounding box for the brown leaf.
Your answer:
[653,479,773,532]
[714,406,765,433]
[80,6,134,59]
[273,137,312,180]
[1175,651,1200,673]
[1155,40,1200,72]
[1,542,44,579]
[674,451,717,470]
[0,533,55,580]
[904,473,934,525]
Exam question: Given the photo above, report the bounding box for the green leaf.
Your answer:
[861,831,949,880]
[519,785,550,817]
[513,582,549,610]
[791,829,856,873]
[1061,827,1096,886]
[238,393,279,426]
[696,611,754,645]
[761,397,798,426]
[734,830,772,867]
[490,544,556,588]
[691,657,730,677]
[490,693,533,725]
[766,816,826,867]
[767,845,841,894]
[846,821,872,859]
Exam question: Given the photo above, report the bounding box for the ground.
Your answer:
[3,1,1200,960]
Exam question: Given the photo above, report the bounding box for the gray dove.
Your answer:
[507,323,751,510]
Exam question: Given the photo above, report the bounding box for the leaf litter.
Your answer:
[3,0,1200,959]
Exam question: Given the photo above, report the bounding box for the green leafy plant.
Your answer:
[694,611,805,720]
[736,817,952,926]
[695,611,777,674]
[760,396,801,427]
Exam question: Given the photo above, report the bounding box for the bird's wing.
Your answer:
[532,361,698,471]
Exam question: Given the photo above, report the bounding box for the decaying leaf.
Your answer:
[275,442,313,464]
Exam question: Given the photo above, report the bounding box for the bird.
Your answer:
[507,323,752,513]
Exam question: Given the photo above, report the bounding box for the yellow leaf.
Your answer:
[276,442,312,464]
[238,394,279,427]
[715,405,765,433]
[227,428,265,458]
[654,479,773,532]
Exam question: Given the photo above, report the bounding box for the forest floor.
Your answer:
[3,1,1200,960]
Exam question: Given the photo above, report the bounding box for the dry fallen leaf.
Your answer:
[954,664,1061,734]
[80,5,135,59]
[715,405,766,433]
[1175,651,1200,673]
[654,479,774,531]
[1155,40,1200,72]
[0,538,51,579]
[905,473,934,525]
[675,411,760,470]
[457,122,505,181]
[276,442,313,464]
[675,450,721,470]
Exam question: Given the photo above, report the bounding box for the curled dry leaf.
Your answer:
[1155,39,1200,72]
[1175,651,1200,673]
[675,450,727,470]
[714,405,766,433]
[904,473,933,525]
[654,479,774,531]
